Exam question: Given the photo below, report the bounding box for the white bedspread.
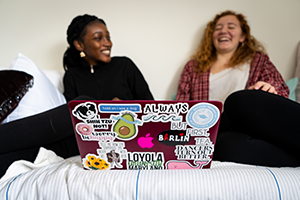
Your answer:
[0,148,299,200]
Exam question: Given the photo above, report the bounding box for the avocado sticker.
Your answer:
[113,113,136,138]
[111,111,142,140]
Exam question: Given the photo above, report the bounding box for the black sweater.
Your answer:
[63,56,154,102]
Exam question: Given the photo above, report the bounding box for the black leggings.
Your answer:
[213,90,300,167]
[0,96,97,178]
[0,103,79,178]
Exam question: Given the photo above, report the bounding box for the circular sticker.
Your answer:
[76,123,93,135]
[186,103,220,129]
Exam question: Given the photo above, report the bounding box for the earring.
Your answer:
[80,51,86,58]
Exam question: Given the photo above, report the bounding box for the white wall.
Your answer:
[0,0,299,100]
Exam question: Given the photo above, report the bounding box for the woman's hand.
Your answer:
[248,81,278,94]
[112,97,121,101]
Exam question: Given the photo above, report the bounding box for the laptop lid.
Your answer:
[68,100,222,170]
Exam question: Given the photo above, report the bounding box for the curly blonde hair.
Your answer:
[192,10,266,73]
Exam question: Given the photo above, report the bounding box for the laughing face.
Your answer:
[74,20,113,65]
[213,15,245,55]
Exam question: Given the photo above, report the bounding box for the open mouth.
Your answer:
[101,49,111,56]
[218,38,230,42]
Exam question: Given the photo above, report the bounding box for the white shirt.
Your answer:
[209,63,250,105]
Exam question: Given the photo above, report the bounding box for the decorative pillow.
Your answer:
[0,70,34,124]
[286,77,298,101]
[1,53,66,124]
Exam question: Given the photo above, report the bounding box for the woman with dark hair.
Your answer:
[0,14,154,178]
[176,10,300,167]
[62,14,154,102]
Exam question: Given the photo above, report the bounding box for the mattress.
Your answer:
[1,154,299,200]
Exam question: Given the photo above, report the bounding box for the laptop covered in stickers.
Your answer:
[68,100,222,171]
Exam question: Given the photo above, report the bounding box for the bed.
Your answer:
[1,52,300,199]
[0,147,299,200]
[0,148,299,199]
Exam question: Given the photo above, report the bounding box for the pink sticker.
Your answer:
[137,133,154,148]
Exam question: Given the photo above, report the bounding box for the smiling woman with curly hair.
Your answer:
[192,10,266,73]
[176,10,300,167]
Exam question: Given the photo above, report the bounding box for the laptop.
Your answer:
[68,100,222,170]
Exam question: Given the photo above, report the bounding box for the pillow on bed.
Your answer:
[0,70,33,124]
[286,77,298,101]
[2,53,66,124]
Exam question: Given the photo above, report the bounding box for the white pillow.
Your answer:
[2,53,66,124]
[43,70,65,94]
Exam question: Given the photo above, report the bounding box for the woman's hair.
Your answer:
[192,10,266,73]
[63,14,106,71]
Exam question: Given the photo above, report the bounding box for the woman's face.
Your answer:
[212,15,245,55]
[77,21,113,65]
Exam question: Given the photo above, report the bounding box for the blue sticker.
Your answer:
[186,103,220,129]
[99,104,142,113]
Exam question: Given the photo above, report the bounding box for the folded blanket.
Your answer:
[0,147,63,182]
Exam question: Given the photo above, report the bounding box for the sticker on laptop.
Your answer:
[186,103,220,129]
[82,154,110,170]
[166,160,210,169]
[72,102,98,121]
[110,111,143,141]
[127,152,165,170]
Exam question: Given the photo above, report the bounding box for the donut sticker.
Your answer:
[76,123,93,135]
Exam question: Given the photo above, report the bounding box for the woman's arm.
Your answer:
[176,61,195,100]
[246,53,289,98]
[63,70,78,102]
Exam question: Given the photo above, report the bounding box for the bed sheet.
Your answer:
[1,155,299,200]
